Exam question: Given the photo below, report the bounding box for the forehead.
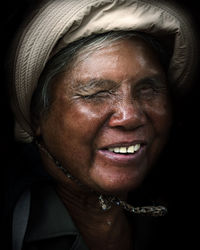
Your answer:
[69,37,164,84]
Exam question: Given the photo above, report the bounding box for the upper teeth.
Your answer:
[108,144,141,154]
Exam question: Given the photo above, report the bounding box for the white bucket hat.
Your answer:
[8,0,198,143]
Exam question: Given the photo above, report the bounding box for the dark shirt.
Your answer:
[8,143,172,250]
[18,182,168,250]
[22,183,89,250]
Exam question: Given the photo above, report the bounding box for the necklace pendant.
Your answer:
[99,195,112,211]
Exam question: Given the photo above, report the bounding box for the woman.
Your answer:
[5,0,198,250]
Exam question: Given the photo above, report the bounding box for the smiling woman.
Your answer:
[5,0,198,250]
[34,34,172,197]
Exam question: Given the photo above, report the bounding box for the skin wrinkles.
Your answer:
[73,81,116,101]
[36,37,173,250]
[38,37,172,194]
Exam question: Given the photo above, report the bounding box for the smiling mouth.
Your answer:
[98,142,146,166]
[97,142,147,165]
[107,144,141,154]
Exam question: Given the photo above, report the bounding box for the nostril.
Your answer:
[108,103,147,130]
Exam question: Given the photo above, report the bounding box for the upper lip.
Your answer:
[100,140,147,149]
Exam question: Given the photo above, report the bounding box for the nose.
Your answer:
[108,97,147,130]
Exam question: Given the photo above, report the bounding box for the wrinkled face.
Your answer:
[38,38,172,195]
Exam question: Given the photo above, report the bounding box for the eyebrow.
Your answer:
[135,75,167,88]
[74,79,118,92]
[73,73,166,93]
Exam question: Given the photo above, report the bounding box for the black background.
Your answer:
[0,0,200,249]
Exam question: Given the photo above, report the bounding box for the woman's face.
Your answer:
[38,38,172,195]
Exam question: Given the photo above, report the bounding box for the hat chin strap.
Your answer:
[35,139,167,217]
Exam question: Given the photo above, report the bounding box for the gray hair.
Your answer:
[30,31,170,128]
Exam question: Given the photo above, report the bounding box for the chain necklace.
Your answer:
[36,140,167,217]
[98,195,167,216]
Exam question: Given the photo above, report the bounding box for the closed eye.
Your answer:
[72,79,118,101]
[79,89,114,99]
[133,77,168,99]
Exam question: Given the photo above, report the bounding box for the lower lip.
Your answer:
[97,145,146,166]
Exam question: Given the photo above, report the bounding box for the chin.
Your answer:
[92,170,146,195]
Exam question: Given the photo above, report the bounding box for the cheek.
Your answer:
[40,102,110,172]
[63,103,110,144]
[144,96,172,164]
[144,96,172,134]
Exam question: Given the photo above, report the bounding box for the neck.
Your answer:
[55,181,134,250]
[38,143,134,249]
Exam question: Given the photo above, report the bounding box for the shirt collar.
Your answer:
[24,182,86,246]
